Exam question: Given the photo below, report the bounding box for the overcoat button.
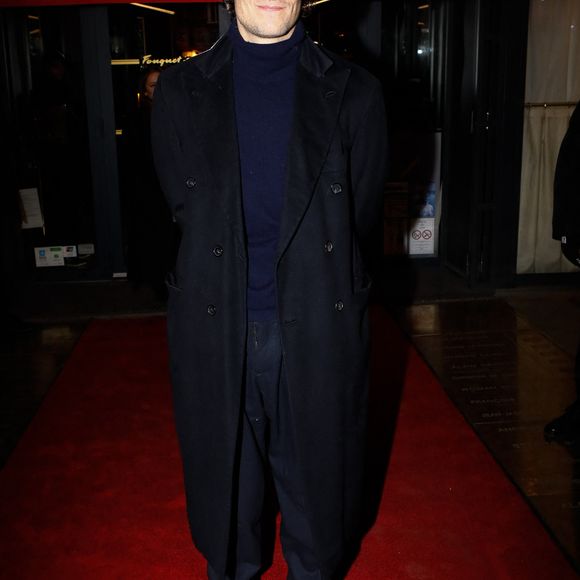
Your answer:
[207,304,217,316]
[324,241,334,253]
[185,178,197,189]
[213,245,224,257]
[335,300,344,312]
[330,183,342,194]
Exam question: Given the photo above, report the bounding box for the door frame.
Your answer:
[439,0,530,289]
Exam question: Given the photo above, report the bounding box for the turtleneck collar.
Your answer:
[229,20,305,79]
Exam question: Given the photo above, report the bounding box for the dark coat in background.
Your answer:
[553,101,580,247]
[123,102,175,297]
[151,33,388,575]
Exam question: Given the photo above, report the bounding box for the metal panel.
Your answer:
[81,6,124,277]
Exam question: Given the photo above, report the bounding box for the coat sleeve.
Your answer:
[151,77,185,216]
[349,80,389,275]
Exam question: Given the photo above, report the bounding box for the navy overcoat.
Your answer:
[151,31,388,575]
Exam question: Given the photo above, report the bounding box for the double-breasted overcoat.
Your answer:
[151,32,388,575]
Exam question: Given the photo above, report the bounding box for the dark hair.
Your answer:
[139,65,162,102]
[224,1,310,17]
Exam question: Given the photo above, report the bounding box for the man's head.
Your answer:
[143,69,161,101]
[225,0,303,44]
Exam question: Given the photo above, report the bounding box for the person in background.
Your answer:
[124,65,174,300]
[151,0,388,578]
[544,101,580,444]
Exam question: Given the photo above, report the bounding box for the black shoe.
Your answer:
[544,401,580,444]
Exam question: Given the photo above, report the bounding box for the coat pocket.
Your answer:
[352,236,373,294]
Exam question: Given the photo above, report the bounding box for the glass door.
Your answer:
[107,2,220,295]
[6,6,100,279]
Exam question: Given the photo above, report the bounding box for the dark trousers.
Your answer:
[208,320,322,580]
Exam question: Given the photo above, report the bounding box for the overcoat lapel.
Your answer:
[277,40,351,261]
[181,38,247,260]
[179,36,350,264]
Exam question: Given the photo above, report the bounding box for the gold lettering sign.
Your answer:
[111,53,199,67]
[142,54,197,67]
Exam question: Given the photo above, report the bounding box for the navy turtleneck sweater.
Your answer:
[230,21,305,321]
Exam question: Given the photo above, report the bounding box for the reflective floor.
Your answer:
[1,281,579,572]
[397,289,580,572]
[0,321,85,469]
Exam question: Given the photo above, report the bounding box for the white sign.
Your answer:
[78,243,95,255]
[34,245,77,267]
[19,188,44,230]
[35,246,66,267]
[409,218,436,255]
[63,245,78,258]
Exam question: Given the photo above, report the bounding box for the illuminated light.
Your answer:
[130,3,176,16]
[115,129,123,136]
[29,28,41,35]
[27,14,39,20]
[181,50,199,58]
[143,55,188,66]
[418,3,430,9]
[305,0,332,7]
[111,59,141,66]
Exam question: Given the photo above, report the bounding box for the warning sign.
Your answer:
[409,218,435,255]
[34,245,78,268]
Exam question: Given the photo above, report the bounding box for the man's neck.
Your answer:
[236,20,298,45]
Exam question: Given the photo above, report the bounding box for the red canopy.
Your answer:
[0,1,220,7]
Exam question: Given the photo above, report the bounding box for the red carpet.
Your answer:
[0,309,576,579]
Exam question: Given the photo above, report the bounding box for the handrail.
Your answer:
[524,102,578,108]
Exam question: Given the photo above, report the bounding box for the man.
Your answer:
[151,1,388,578]
[544,102,580,444]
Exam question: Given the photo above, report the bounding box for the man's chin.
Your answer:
[242,24,296,42]
[256,19,294,35]
[263,28,293,39]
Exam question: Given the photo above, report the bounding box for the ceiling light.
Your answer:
[130,3,176,16]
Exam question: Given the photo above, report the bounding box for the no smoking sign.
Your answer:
[409,218,436,255]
